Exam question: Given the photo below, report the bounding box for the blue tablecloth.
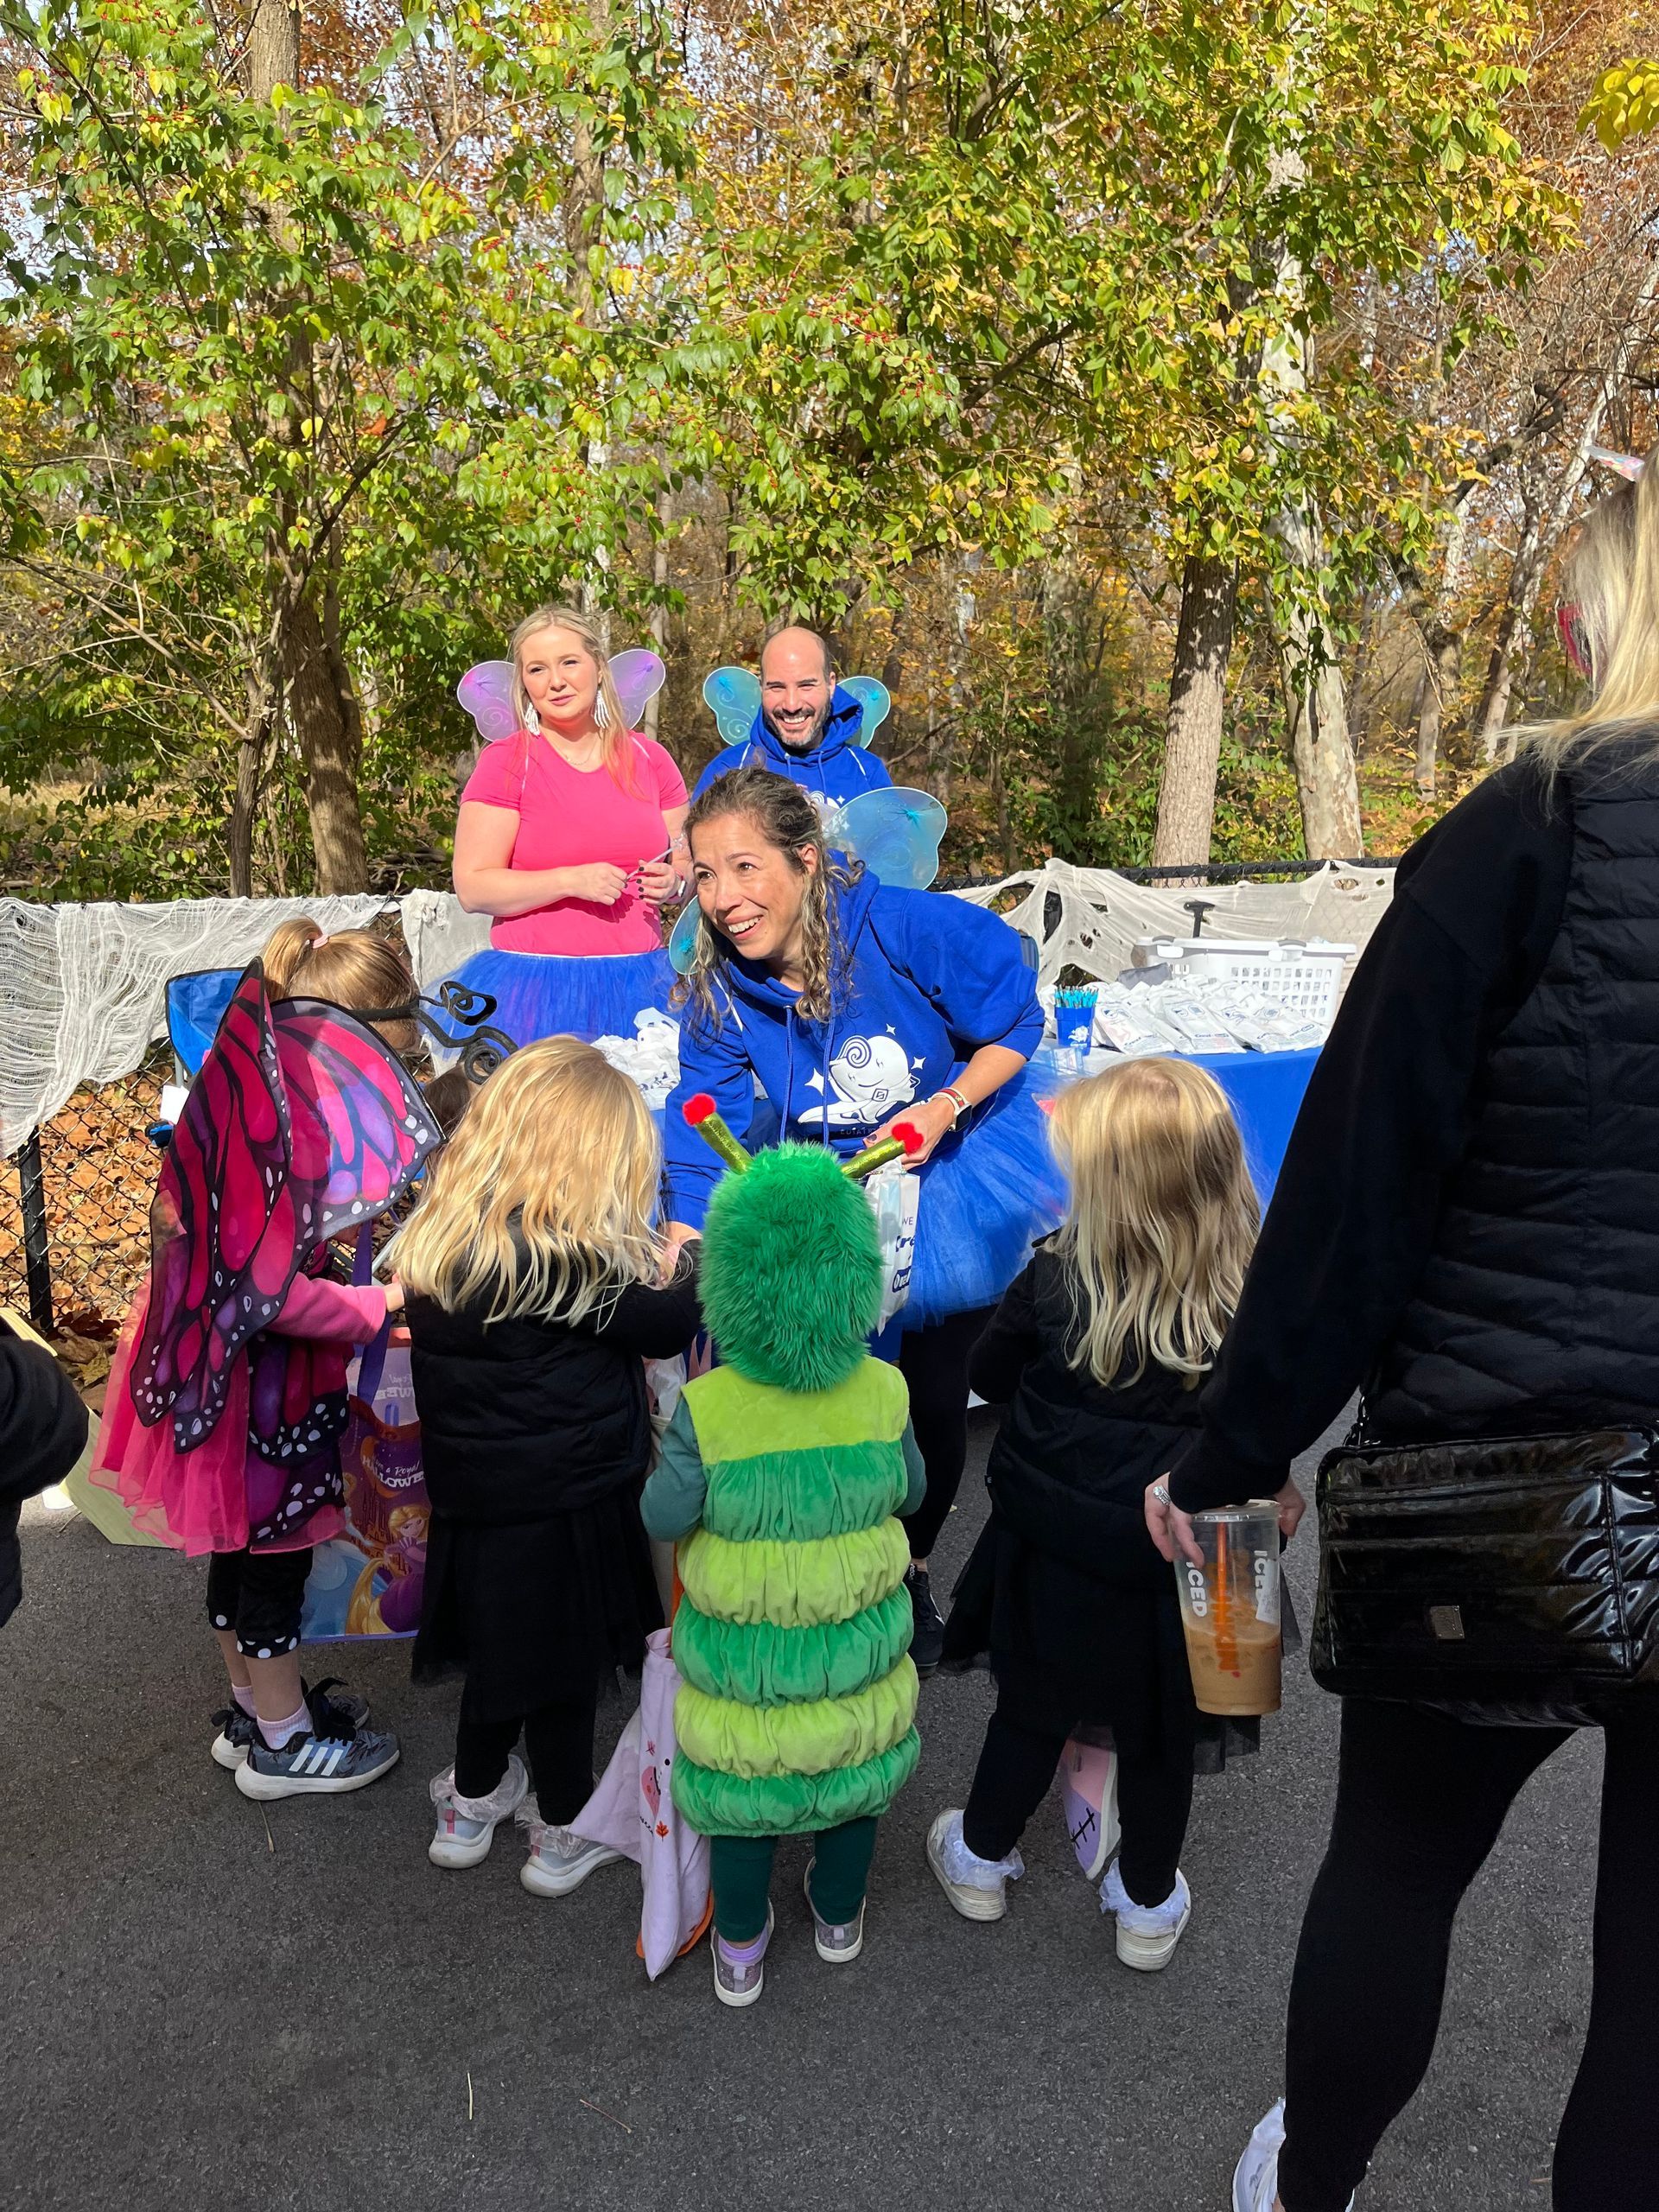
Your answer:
[1038,1044,1319,1211]
[1175,1046,1319,1211]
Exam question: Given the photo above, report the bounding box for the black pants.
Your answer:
[961,1703,1192,1907]
[205,1546,313,1659]
[1279,1696,1659,2212]
[898,1305,994,1560]
[453,1675,599,1826]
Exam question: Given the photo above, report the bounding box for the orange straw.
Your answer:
[1212,1521,1239,1678]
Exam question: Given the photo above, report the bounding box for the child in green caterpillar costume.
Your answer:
[641,1141,925,2007]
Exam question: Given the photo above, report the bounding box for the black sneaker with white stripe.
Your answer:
[234,1683,399,1802]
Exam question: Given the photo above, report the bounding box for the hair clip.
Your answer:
[1587,444,1645,483]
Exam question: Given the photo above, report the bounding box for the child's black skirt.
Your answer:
[412,1484,663,1719]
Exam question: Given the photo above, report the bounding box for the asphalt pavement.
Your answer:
[1,1413,1600,2212]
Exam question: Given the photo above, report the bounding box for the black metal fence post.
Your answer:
[16,1133,53,1336]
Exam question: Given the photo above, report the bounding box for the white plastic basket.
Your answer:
[1140,938,1355,1027]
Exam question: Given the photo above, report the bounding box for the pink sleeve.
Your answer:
[640,737,688,811]
[461,740,524,811]
[269,1275,389,1343]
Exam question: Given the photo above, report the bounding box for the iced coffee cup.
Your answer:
[1174,1501,1282,1717]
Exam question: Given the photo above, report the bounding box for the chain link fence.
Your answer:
[0,1052,168,1338]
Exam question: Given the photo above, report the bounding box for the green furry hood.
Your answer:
[698,1144,883,1391]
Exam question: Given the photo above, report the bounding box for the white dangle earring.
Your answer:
[592,691,610,728]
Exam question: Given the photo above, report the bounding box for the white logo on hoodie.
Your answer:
[796,1034,918,1128]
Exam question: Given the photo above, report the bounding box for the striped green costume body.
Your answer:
[671,1357,921,1838]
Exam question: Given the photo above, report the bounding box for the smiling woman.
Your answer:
[663,766,1066,1674]
[442,606,690,1051]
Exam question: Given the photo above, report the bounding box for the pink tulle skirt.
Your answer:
[92,1291,342,1558]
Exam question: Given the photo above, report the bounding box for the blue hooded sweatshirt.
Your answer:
[691,684,893,813]
[664,875,1042,1230]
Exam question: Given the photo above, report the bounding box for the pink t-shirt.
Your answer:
[461,730,689,956]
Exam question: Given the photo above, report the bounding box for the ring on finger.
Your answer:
[1151,1484,1172,1507]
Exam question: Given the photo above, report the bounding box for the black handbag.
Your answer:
[1309,1424,1659,1715]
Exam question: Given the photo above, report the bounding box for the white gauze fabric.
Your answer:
[0,893,391,1155]
[951,859,1395,989]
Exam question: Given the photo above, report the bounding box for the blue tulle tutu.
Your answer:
[902,1061,1066,1332]
[442,946,677,1052]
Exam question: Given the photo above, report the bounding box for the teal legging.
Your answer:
[709,1816,880,1942]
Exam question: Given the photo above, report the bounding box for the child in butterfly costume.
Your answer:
[94,960,442,1799]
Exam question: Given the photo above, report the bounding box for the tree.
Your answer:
[0,0,698,891]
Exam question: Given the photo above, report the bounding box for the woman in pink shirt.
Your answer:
[448,606,690,1047]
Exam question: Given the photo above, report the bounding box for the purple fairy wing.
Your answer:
[611,648,665,729]
[702,665,761,745]
[456,661,521,742]
[131,964,300,1448]
[841,676,893,741]
[272,998,442,1239]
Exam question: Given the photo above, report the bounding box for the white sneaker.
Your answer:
[518,1803,625,1897]
[1231,2100,1357,2212]
[429,1755,528,1868]
[925,1808,1025,1923]
[1099,1861,1192,1970]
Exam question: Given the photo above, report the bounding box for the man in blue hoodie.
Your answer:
[691,625,893,814]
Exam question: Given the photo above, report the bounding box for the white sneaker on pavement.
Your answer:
[1099,1861,1192,1970]
[517,1802,624,1897]
[1231,2100,1357,2212]
[429,1754,528,1868]
[925,1808,1025,1922]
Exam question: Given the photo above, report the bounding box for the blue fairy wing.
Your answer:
[701,666,761,745]
[834,786,948,890]
[840,676,893,741]
[611,649,666,729]
[667,899,704,976]
[456,662,520,742]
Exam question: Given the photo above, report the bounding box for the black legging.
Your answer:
[1278,1696,1659,2212]
[898,1304,995,1560]
[453,1678,599,1826]
[962,1704,1192,1907]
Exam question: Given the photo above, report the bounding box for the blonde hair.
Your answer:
[1047,1058,1258,1389]
[509,603,640,796]
[388,1036,663,1325]
[1527,445,1659,772]
[671,766,855,1030]
[262,918,417,1055]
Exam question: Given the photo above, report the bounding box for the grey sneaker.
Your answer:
[712,1904,774,2008]
[803,1861,865,1962]
[235,1719,401,1800]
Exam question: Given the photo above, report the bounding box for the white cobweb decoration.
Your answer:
[0,893,390,1156]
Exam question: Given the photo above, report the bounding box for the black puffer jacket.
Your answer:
[406,1250,700,1525]
[1373,746,1659,1437]
[0,1322,91,1630]
[942,1240,1213,1756]
[969,1240,1206,1592]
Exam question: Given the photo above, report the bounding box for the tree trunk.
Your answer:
[644,485,671,742]
[1153,551,1237,867]
[287,595,368,893]
[245,0,299,99]
[1413,624,1461,797]
[1273,494,1362,857]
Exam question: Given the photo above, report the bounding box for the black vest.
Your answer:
[1371,743,1659,1440]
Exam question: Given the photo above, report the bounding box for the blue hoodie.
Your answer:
[664,876,1042,1229]
[691,684,893,813]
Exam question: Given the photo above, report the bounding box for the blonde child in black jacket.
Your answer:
[396,1037,698,1894]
